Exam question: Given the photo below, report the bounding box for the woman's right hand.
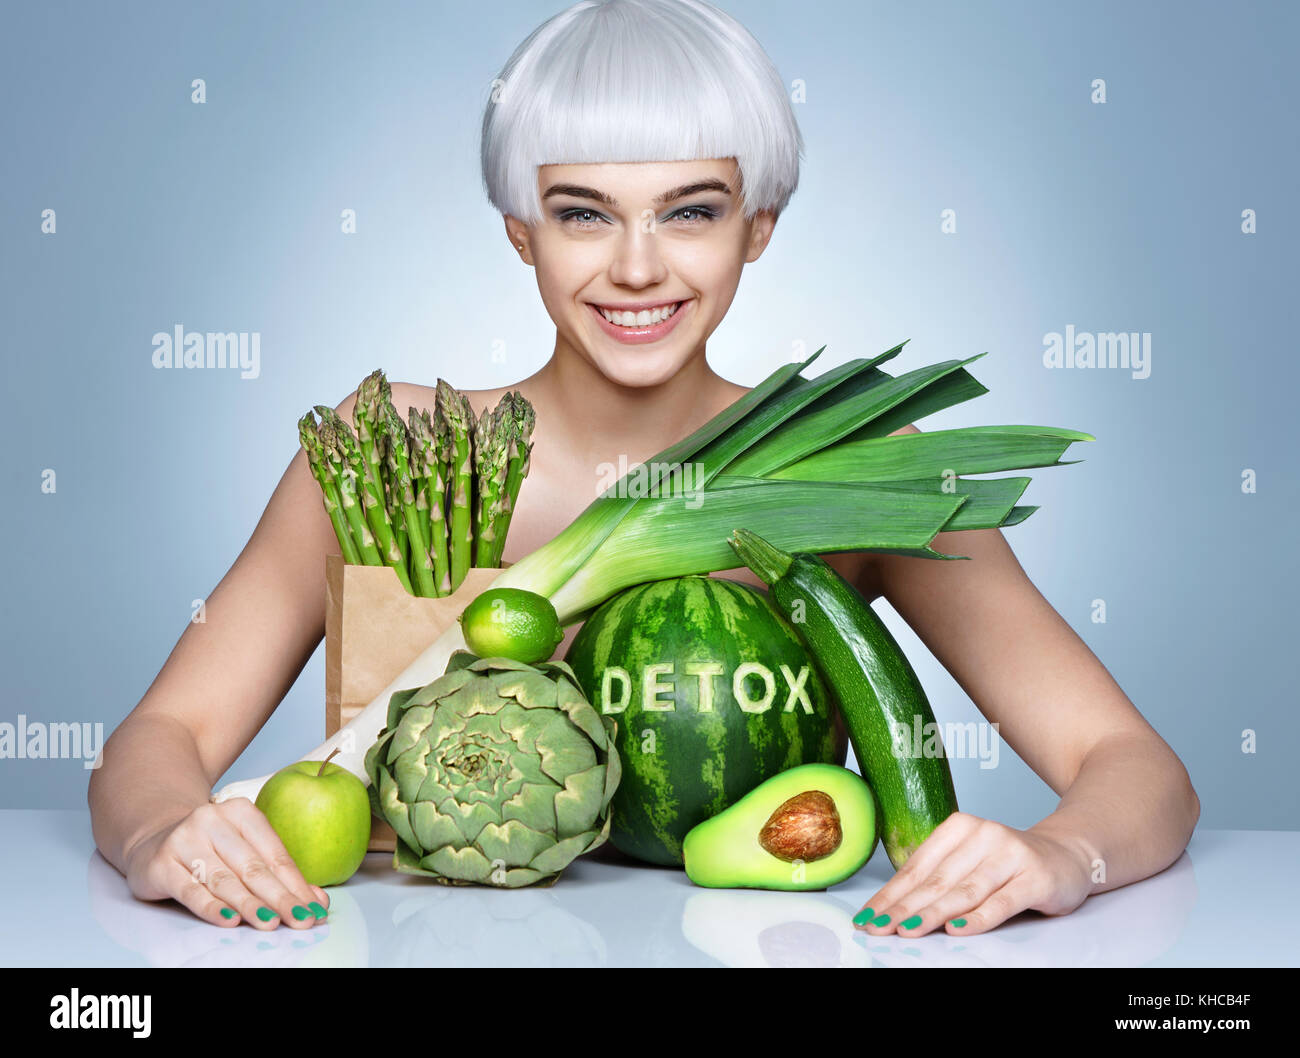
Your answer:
[123,798,330,930]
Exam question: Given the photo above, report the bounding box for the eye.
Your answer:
[667,205,720,225]
[557,208,606,229]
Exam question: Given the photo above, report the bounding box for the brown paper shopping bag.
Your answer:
[324,555,504,851]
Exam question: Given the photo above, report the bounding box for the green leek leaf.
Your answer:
[771,425,1094,483]
[727,356,988,477]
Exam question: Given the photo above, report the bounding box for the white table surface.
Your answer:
[2,810,1295,967]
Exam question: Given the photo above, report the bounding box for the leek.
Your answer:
[213,343,1093,800]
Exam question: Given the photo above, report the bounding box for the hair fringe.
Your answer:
[481,0,803,224]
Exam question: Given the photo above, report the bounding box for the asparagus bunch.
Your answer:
[296,369,535,597]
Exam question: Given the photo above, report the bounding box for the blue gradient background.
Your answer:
[1,0,1295,830]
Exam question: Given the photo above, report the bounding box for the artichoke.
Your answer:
[364,652,621,888]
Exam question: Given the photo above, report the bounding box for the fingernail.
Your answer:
[871,913,891,926]
[308,901,328,919]
[219,907,237,920]
[851,907,875,926]
[291,905,311,921]
[255,906,277,923]
[950,918,967,928]
[901,914,922,930]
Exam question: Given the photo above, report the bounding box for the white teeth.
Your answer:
[598,301,680,327]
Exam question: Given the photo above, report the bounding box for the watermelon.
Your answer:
[564,575,847,866]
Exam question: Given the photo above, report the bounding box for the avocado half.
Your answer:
[682,763,878,891]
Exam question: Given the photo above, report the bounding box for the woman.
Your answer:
[89,0,1198,937]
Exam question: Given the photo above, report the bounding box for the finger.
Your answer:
[946,873,1044,935]
[870,849,1017,936]
[207,821,316,929]
[871,831,1011,937]
[159,854,243,927]
[168,830,284,932]
[167,806,288,931]
[223,798,328,921]
[853,812,981,928]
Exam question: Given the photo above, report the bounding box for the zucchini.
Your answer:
[730,529,959,868]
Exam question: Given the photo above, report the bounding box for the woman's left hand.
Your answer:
[853,811,1096,936]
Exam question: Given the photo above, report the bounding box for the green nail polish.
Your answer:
[291,905,311,921]
[950,918,967,928]
[852,908,875,926]
[256,906,277,923]
[901,914,922,930]
[219,907,236,920]
[308,901,328,919]
[871,913,891,926]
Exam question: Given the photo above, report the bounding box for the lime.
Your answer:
[460,588,564,664]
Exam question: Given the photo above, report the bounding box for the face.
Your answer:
[507,159,776,389]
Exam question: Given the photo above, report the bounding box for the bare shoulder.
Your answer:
[384,380,439,418]
[373,380,522,421]
[453,384,521,418]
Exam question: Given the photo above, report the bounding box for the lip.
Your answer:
[587,298,691,345]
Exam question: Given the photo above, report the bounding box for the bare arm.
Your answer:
[847,428,1198,936]
[877,524,1198,878]
[88,393,366,926]
[89,438,337,864]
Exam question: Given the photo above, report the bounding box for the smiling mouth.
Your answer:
[590,301,684,328]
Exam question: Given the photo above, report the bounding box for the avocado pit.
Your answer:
[758,789,842,862]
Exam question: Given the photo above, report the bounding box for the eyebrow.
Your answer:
[541,179,732,209]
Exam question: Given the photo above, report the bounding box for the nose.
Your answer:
[606,221,669,289]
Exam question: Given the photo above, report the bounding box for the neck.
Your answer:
[526,339,729,468]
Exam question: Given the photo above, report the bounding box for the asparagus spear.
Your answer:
[432,405,457,594]
[384,469,410,572]
[319,405,412,593]
[317,413,383,566]
[346,375,406,568]
[406,409,431,590]
[435,379,475,591]
[473,402,509,568]
[298,412,362,565]
[409,407,450,596]
[487,391,535,566]
[353,370,388,494]
[378,399,438,597]
[371,374,410,569]
[376,426,409,568]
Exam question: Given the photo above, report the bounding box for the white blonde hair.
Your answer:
[480,0,803,225]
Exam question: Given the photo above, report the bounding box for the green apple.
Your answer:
[255,754,371,886]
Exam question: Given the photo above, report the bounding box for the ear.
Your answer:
[503,215,532,264]
[744,209,778,263]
